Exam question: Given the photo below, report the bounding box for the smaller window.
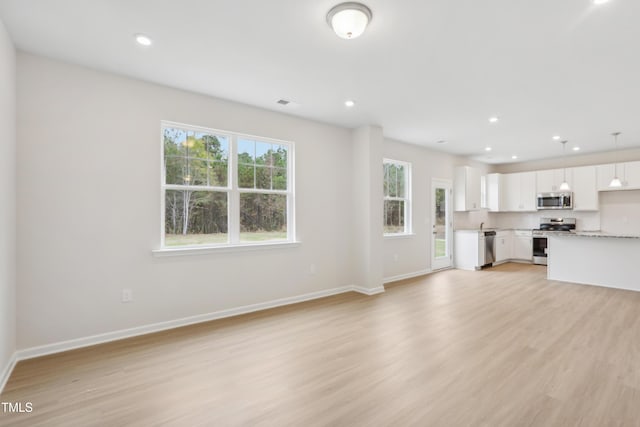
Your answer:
[383,159,411,235]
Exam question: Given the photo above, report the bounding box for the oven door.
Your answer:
[532,236,548,265]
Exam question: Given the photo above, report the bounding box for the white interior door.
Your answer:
[432,179,453,270]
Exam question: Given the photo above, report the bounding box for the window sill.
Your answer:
[384,233,416,240]
[152,241,301,257]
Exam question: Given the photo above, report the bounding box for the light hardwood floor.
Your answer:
[2,263,640,426]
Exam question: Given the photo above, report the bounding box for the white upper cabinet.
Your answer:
[486,173,503,212]
[536,169,566,193]
[597,161,640,191]
[454,166,481,211]
[503,172,536,211]
[570,165,598,211]
[625,161,640,189]
[597,163,617,191]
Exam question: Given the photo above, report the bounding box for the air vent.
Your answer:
[275,99,301,109]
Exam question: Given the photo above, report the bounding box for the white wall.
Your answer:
[600,190,640,235]
[16,54,355,350]
[0,18,16,383]
[382,139,472,279]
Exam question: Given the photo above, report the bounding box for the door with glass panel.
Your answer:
[431,179,452,270]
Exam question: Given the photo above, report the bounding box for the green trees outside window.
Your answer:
[162,123,292,247]
[383,160,411,235]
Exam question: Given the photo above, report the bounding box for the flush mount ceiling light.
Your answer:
[345,99,356,107]
[609,132,623,188]
[512,155,518,160]
[573,146,581,151]
[558,140,571,191]
[488,116,499,123]
[135,34,152,46]
[327,2,372,39]
[552,135,561,141]
[485,147,492,152]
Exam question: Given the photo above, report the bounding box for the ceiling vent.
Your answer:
[277,99,291,106]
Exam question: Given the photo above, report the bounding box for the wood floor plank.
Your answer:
[2,263,640,426]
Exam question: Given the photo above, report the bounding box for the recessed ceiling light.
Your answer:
[512,155,518,159]
[135,34,152,46]
[345,99,355,107]
[552,135,561,140]
[485,147,492,152]
[488,117,499,123]
[573,146,581,151]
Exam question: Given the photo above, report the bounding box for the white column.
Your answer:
[351,125,384,293]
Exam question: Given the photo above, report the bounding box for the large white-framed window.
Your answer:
[161,121,295,249]
[383,159,412,235]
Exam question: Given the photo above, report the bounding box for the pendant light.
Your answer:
[558,140,571,191]
[609,132,622,188]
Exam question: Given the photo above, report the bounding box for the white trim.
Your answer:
[383,158,412,235]
[152,241,301,257]
[351,285,385,295]
[431,178,453,270]
[0,352,18,394]
[15,285,381,361]
[160,121,295,250]
[384,233,416,240]
[384,269,431,284]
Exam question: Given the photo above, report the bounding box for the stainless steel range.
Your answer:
[532,217,576,265]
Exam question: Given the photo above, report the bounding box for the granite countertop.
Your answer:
[551,231,640,239]
[454,228,532,233]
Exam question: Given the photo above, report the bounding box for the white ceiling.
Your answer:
[1,0,639,164]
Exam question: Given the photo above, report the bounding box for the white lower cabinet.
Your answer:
[513,231,533,261]
[455,230,532,270]
[454,231,484,271]
[495,231,512,263]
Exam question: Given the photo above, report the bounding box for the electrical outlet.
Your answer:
[122,289,133,303]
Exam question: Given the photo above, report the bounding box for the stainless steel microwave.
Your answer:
[536,192,573,210]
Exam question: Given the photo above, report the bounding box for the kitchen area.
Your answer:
[453,162,640,292]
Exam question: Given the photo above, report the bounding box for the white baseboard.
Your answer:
[0,352,18,395]
[351,285,385,295]
[16,284,384,361]
[383,269,431,284]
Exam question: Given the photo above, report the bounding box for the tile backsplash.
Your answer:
[454,191,640,232]
[599,190,640,235]
[454,210,600,230]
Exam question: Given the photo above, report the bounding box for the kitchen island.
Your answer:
[547,232,640,292]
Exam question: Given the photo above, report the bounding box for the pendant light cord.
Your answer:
[613,132,620,178]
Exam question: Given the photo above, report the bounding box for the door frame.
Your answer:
[431,178,453,270]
